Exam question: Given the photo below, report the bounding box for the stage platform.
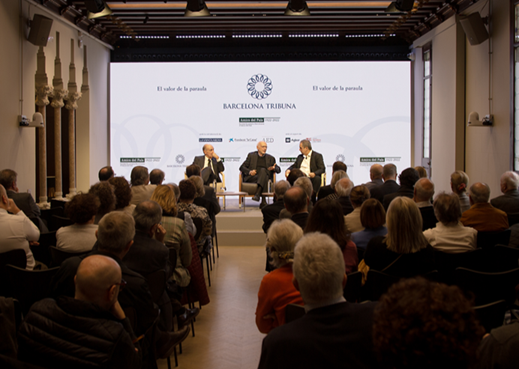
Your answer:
[215,198,266,247]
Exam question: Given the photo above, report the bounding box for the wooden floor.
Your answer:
[158,246,267,369]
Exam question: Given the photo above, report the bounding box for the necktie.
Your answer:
[208,159,214,173]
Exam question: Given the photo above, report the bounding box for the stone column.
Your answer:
[77,46,90,192]
[35,46,53,207]
[65,39,81,199]
[50,32,67,200]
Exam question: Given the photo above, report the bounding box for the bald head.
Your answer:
[414,178,435,203]
[257,141,267,156]
[203,144,214,159]
[370,164,383,180]
[75,255,122,310]
[336,178,354,197]
[284,186,308,214]
[469,182,490,204]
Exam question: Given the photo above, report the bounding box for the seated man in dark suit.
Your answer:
[18,254,142,369]
[413,178,437,231]
[262,180,290,234]
[0,169,47,232]
[284,186,309,230]
[240,141,281,205]
[286,140,325,194]
[370,163,399,204]
[317,161,347,201]
[383,167,419,210]
[192,144,224,186]
[364,163,384,191]
[258,232,379,369]
[491,171,519,215]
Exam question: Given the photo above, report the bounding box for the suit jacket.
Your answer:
[258,301,379,369]
[291,212,309,230]
[7,190,47,232]
[288,151,325,177]
[419,205,438,231]
[194,185,220,236]
[491,190,519,215]
[130,184,157,206]
[261,199,285,233]
[337,196,354,216]
[239,152,280,177]
[317,185,334,201]
[370,179,399,204]
[364,178,384,191]
[460,203,509,232]
[383,186,414,210]
[193,156,224,182]
[123,231,171,279]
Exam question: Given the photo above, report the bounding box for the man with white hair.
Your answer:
[317,161,347,201]
[413,178,438,231]
[491,171,519,214]
[461,182,509,232]
[335,177,354,216]
[258,233,379,369]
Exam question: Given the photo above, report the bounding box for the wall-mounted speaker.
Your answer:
[459,12,489,46]
[27,14,53,46]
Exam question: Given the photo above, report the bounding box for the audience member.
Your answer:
[262,180,290,233]
[89,181,116,224]
[130,166,157,206]
[0,169,47,232]
[189,175,219,239]
[335,177,354,216]
[109,176,135,214]
[364,163,384,191]
[286,168,305,186]
[166,183,196,236]
[177,180,212,253]
[461,182,509,232]
[304,199,358,273]
[292,176,315,212]
[18,255,141,369]
[490,171,519,214]
[451,170,470,213]
[351,199,388,251]
[370,164,399,203]
[320,170,348,201]
[255,219,304,334]
[317,161,347,200]
[283,187,309,229]
[150,169,165,185]
[345,185,370,233]
[258,233,379,369]
[424,193,477,253]
[98,165,114,181]
[56,193,99,252]
[373,277,483,369]
[383,167,419,210]
[478,317,519,368]
[414,165,428,178]
[413,177,438,231]
[364,197,435,277]
[0,184,40,269]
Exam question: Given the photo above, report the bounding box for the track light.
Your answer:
[285,0,310,16]
[85,0,112,19]
[185,0,210,17]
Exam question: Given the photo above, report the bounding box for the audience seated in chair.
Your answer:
[89,181,116,224]
[451,170,471,213]
[98,165,114,181]
[351,198,387,252]
[363,163,384,191]
[317,161,347,200]
[262,180,290,234]
[490,171,519,215]
[333,177,354,216]
[383,167,419,210]
[129,166,157,206]
[320,169,348,201]
[413,177,438,231]
[283,187,309,230]
[370,163,399,204]
[258,232,379,369]
[109,176,135,215]
[345,185,370,233]
[0,184,40,270]
[305,198,358,273]
[255,219,304,334]
[150,169,165,186]
[56,193,98,253]
[373,277,484,369]
[461,182,509,232]
[18,255,142,369]
[423,192,477,253]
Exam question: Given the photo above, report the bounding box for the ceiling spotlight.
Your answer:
[85,0,112,19]
[386,0,415,13]
[285,0,310,16]
[185,0,210,17]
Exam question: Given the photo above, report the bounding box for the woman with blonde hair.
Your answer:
[451,170,470,213]
[255,219,304,334]
[364,197,434,277]
[151,184,192,287]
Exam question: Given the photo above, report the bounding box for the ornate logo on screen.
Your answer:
[247,74,273,100]
[336,154,345,162]
[176,155,185,164]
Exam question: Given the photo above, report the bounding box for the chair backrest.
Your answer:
[343,271,362,302]
[38,231,57,248]
[40,207,64,231]
[434,249,484,284]
[365,269,401,301]
[285,303,305,323]
[49,246,89,267]
[473,300,508,333]
[145,269,167,304]
[0,249,27,270]
[508,213,519,227]
[489,245,519,271]
[192,217,203,241]
[50,215,74,231]
[455,267,519,306]
[4,265,60,316]
[477,229,511,249]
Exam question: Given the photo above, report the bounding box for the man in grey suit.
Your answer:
[286,140,325,194]
[364,164,384,191]
[240,141,280,203]
[491,171,519,214]
[0,169,47,232]
[192,144,225,186]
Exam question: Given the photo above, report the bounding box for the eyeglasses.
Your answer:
[113,279,127,290]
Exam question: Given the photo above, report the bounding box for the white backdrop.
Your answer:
[110,61,411,191]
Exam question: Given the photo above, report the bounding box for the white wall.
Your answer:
[0,0,110,197]
[412,0,511,197]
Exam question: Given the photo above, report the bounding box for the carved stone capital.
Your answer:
[65,91,82,110]
[50,89,67,108]
[35,85,53,107]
